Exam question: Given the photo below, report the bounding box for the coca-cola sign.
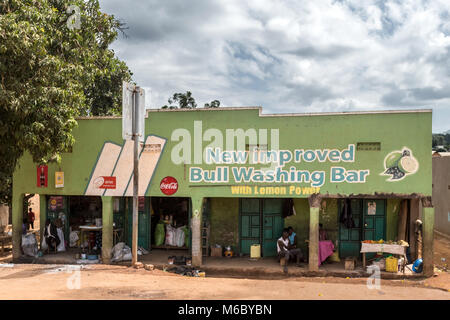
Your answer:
[160,176,178,195]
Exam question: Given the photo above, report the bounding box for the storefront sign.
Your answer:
[37,165,48,187]
[55,171,64,188]
[160,176,178,195]
[94,176,116,189]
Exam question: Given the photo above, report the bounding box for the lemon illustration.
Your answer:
[384,149,417,180]
[398,155,418,174]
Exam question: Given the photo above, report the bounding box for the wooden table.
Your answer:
[360,243,408,273]
[79,225,102,253]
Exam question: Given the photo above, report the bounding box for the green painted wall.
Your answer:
[13,108,432,199]
[209,198,239,250]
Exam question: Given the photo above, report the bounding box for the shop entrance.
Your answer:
[339,199,386,259]
[150,197,191,250]
[239,198,284,257]
[45,195,102,254]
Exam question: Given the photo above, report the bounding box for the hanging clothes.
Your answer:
[282,199,295,218]
[339,198,355,228]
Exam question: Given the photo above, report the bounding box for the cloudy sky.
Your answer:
[98,0,450,133]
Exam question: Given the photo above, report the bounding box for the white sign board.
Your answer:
[368,201,376,215]
[122,81,145,142]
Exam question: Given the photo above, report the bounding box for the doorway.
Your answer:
[338,199,386,259]
[239,198,284,257]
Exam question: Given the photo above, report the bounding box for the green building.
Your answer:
[11,107,435,273]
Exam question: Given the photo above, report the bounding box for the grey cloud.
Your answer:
[282,45,355,59]
[99,0,450,132]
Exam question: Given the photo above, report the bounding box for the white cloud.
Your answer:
[100,0,450,132]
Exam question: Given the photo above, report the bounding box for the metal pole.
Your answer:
[131,86,140,266]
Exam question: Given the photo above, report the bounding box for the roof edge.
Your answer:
[75,107,432,120]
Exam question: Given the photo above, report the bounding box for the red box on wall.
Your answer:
[37,165,48,187]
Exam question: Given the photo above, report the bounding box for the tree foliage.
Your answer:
[432,133,450,151]
[0,0,132,205]
[161,91,220,109]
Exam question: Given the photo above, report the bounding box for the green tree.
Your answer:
[161,92,220,109]
[0,0,132,205]
[204,100,220,108]
[162,91,197,109]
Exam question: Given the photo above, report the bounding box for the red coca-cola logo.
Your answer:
[160,176,178,195]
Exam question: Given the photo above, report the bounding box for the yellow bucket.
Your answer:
[385,256,398,273]
[250,244,261,258]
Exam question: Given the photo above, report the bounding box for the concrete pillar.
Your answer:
[39,194,47,247]
[308,194,321,271]
[102,196,114,264]
[12,192,24,261]
[421,197,434,277]
[191,197,204,267]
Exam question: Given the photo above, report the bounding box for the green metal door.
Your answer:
[363,199,386,241]
[127,197,150,250]
[262,199,284,257]
[339,199,363,259]
[239,199,261,255]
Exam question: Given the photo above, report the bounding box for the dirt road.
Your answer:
[0,264,449,300]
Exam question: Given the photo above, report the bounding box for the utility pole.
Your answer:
[122,82,144,267]
[131,86,140,266]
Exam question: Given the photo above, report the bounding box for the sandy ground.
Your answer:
[0,263,448,300]
[0,232,449,300]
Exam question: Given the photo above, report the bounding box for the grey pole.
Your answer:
[131,86,140,266]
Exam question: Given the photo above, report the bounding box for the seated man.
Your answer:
[44,219,60,252]
[287,226,304,262]
[278,228,303,273]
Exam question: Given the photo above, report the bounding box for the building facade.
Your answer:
[432,155,450,235]
[12,107,435,273]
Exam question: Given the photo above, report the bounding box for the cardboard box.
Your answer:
[210,247,222,257]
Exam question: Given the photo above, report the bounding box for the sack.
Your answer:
[165,225,176,246]
[56,228,66,252]
[22,233,38,257]
[175,226,186,247]
[155,222,165,246]
[41,236,48,251]
[69,231,79,247]
[111,242,132,262]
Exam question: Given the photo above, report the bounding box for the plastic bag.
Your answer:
[56,228,66,252]
[111,242,132,262]
[165,224,176,246]
[155,222,165,246]
[22,233,38,257]
[69,231,79,247]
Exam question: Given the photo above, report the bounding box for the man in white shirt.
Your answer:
[277,228,302,273]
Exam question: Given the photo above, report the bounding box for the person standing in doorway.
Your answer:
[27,208,35,230]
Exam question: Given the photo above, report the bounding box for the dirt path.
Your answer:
[1,233,449,300]
[0,264,448,300]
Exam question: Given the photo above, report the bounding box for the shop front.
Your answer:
[11,107,434,274]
